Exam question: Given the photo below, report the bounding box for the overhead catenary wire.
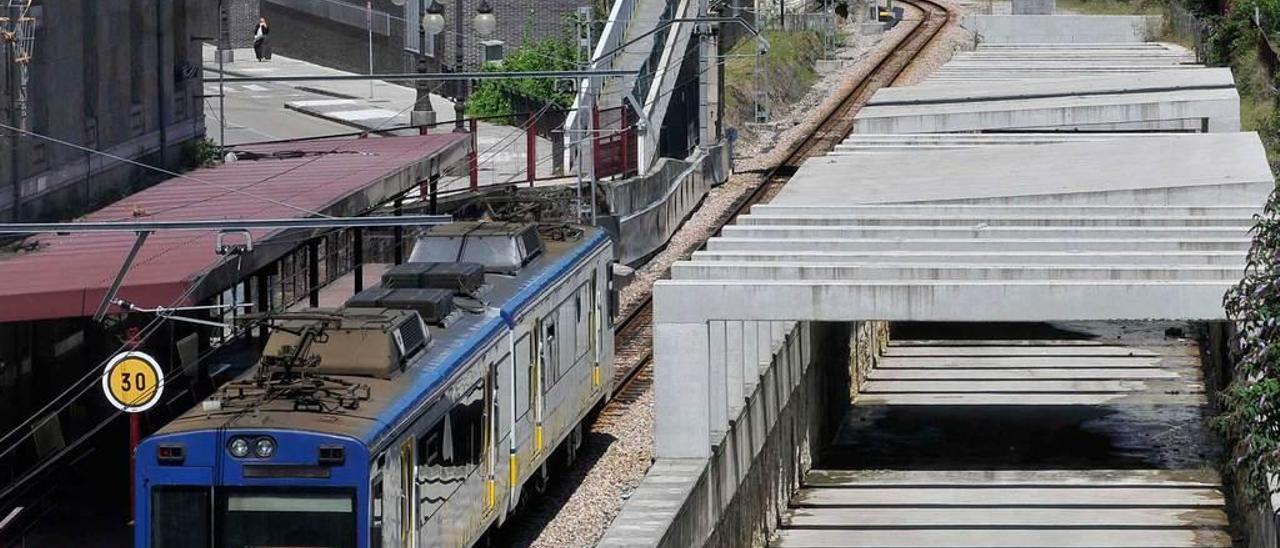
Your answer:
[0,83,456,460]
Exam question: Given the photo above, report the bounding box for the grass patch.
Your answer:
[723,30,826,129]
[1054,0,1163,15]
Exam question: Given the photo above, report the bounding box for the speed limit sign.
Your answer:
[101,351,165,413]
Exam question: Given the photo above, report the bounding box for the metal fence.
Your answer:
[1167,1,1212,63]
[777,11,837,34]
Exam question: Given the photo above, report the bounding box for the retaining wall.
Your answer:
[962,15,1163,43]
[600,143,731,265]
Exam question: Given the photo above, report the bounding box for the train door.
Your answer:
[483,363,497,514]
[398,439,416,548]
[590,271,601,389]
[532,319,546,455]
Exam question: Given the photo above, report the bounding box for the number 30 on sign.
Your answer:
[101,351,165,413]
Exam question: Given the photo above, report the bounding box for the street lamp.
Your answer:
[422,0,496,130]
[422,1,446,36]
[474,0,496,38]
[410,0,448,132]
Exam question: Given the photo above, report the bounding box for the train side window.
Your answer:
[417,426,443,468]
[576,282,591,360]
[541,318,559,390]
[452,381,485,469]
[415,420,450,521]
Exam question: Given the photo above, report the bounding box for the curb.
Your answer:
[202,64,361,101]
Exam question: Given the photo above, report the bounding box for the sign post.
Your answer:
[102,350,164,524]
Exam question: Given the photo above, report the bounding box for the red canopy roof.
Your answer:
[0,133,468,323]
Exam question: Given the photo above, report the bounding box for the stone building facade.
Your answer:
[0,0,206,222]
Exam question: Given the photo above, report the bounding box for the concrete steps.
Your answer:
[775,470,1230,548]
[858,341,1205,406]
[773,338,1229,547]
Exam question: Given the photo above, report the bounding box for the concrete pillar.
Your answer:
[743,321,760,389]
[708,321,729,437]
[655,321,712,458]
[725,321,745,417]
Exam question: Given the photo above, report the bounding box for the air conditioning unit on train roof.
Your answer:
[261,309,430,379]
[408,222,545,275]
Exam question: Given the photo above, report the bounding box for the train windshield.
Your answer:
[152,487,357,548]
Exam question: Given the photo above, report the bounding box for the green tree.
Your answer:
[467,18,581,124]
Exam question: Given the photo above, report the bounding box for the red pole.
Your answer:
[469,118,479,191]
[622,108,631,177]
[130,413,141,522]
[126,327,141,523]
[591,104,602,177]
[526,119,537,187]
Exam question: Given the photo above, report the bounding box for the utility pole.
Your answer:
[453,0,465,131]
[367,0,375,99]
[2,1,30,222]
[6,32,18,222]
[218,0,228,149]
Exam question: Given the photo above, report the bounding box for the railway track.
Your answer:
[604,0,954,410]
[491,8,956,544]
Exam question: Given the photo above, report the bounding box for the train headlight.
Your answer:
[253,437,276,458]
[228,437,251,458]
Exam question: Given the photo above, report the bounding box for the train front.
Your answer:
[132,310,430,548]
[135,427,369,548]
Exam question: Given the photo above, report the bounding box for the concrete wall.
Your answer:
[1011,0,1054,15]
[194,0,263,49]
[963,15,1163,43]
[0,0,206,222]
[261,0,588,97]
[599,321,870,548]
[600,143,730,265]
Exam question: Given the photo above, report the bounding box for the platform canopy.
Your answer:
[0,133,469,322]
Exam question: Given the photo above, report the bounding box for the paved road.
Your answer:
[202,76,353,145]
[202,45,563,187]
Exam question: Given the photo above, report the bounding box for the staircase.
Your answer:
[568,0,704,173]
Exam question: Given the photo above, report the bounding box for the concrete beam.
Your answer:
[870,67,1234,106]
[652,280,1231,322]
[691,250,1248,265]
[736,214,1255,227]
[669,263,1241,281]
[748,205,1261,217]
[705,238,1251,252]
[719,225,1251,240]
[853,89,1240,133]
[776,134,1272,207]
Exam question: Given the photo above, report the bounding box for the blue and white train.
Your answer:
[135,222,616,548]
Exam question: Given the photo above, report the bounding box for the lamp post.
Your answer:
[422,0,495,131]
[406,0,436,132]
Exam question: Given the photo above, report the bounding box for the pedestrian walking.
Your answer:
[252,17,271,61]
